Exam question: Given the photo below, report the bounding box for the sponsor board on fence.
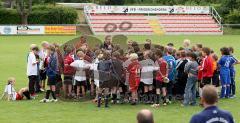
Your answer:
[84,6,210,14]
[0,26,17,35]
[45,26,76,35]
[17,26,45,34]
[0,26,76,35]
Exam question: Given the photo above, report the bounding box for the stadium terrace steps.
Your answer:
[147,16,165,35]
[158,14,222,35]
[87,14,223,35]
[88,14,154,35]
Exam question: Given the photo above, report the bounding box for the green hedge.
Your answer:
[0,9,21,24]
[0,5,78,24]
[225,9,240,24]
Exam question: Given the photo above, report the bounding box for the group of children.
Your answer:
[1,35,239,108]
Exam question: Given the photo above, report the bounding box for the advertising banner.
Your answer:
[17,26,45,34]
[45,26,76,35]
[0,26,17,35]
[84,5,210,14]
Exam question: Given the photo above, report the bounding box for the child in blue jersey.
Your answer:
[163,46,176,103]
[218,47,235,98]
[229,47,239,98]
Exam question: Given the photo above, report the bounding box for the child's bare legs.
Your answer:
[95,87,99,101]
[131,90,138,105]
[50,85,57,100]
[90,81,95,96]
[143,85,150,103]
[103,88,110,107]
[76,86,80,98]
[45,86,51,100]
[119,87,123,93]
[162,87,167,105]
[68,85,72,97]
[17,87,30,99]
[97,88,102,107]
[118,87,123,102]
[41,80,45,90]
[111,87,117,104]
[155,88,161,105]
[226,84,230,98]
[50,85,56,91]
[149,86,153,103]
[63,84,67,97]
[18,87,28,95]
[144,86,149,103]
[81,86,85,97]
[220,84,227,98]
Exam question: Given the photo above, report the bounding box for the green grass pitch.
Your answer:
[0,35,240,123]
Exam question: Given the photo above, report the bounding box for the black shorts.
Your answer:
[152,79,156,88]
[142,82,152,87]
[75,80,87,87]
[56,74,62,83]
[64,75,73,85]
[119,82,127,93]
[40,70,47,80]
[212,71,220,87]
[47,76,57,86]
[155,80,167,89]
[202,77,212,86]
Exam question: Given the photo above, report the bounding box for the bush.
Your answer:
[225,9,240,24]
[28,5,78,24]
[0,9,21,24]
[0,5,78,24]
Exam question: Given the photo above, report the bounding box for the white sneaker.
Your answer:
[151,104,160,108]
[50,99,58,102]
[40,88,45,92]
[230,95,236,98]
[40,99,50,103]
[166,99,172,104]
[31,95,38,99]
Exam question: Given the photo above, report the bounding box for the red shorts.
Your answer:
[16,93,23,100]
[129,80,139,92]
[130,86,138,92]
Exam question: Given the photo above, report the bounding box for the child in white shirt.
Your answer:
[70,50,91,98]
[27,45,39,97]
[1,77,31,101]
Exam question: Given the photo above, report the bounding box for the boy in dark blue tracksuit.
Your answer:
[190,85,234,123]
[190,106,234,123]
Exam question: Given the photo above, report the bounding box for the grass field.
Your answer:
[0,35,240,123]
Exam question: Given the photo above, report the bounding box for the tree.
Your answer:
[16,0,32,24]
[3,0,15,8]
[44,0,56,5]
[105,0,125,5]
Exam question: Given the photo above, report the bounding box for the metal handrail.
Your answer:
[84,10,95,35]
[211,6,223,31]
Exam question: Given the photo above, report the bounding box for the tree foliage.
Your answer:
[16,0,32,24]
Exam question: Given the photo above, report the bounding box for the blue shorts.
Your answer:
[220,73,231,85]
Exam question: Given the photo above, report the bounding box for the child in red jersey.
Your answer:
[200,47,213,86]
[152,49,168,107]
[63,46,75,98]
[127,53,141,105]
[198,47,213,99]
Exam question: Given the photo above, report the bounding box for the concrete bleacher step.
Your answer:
[87,14,223,35]
[146,16,164,35]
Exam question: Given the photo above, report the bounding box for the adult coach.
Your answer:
[190,85,234,123]
[137,109,154,123]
